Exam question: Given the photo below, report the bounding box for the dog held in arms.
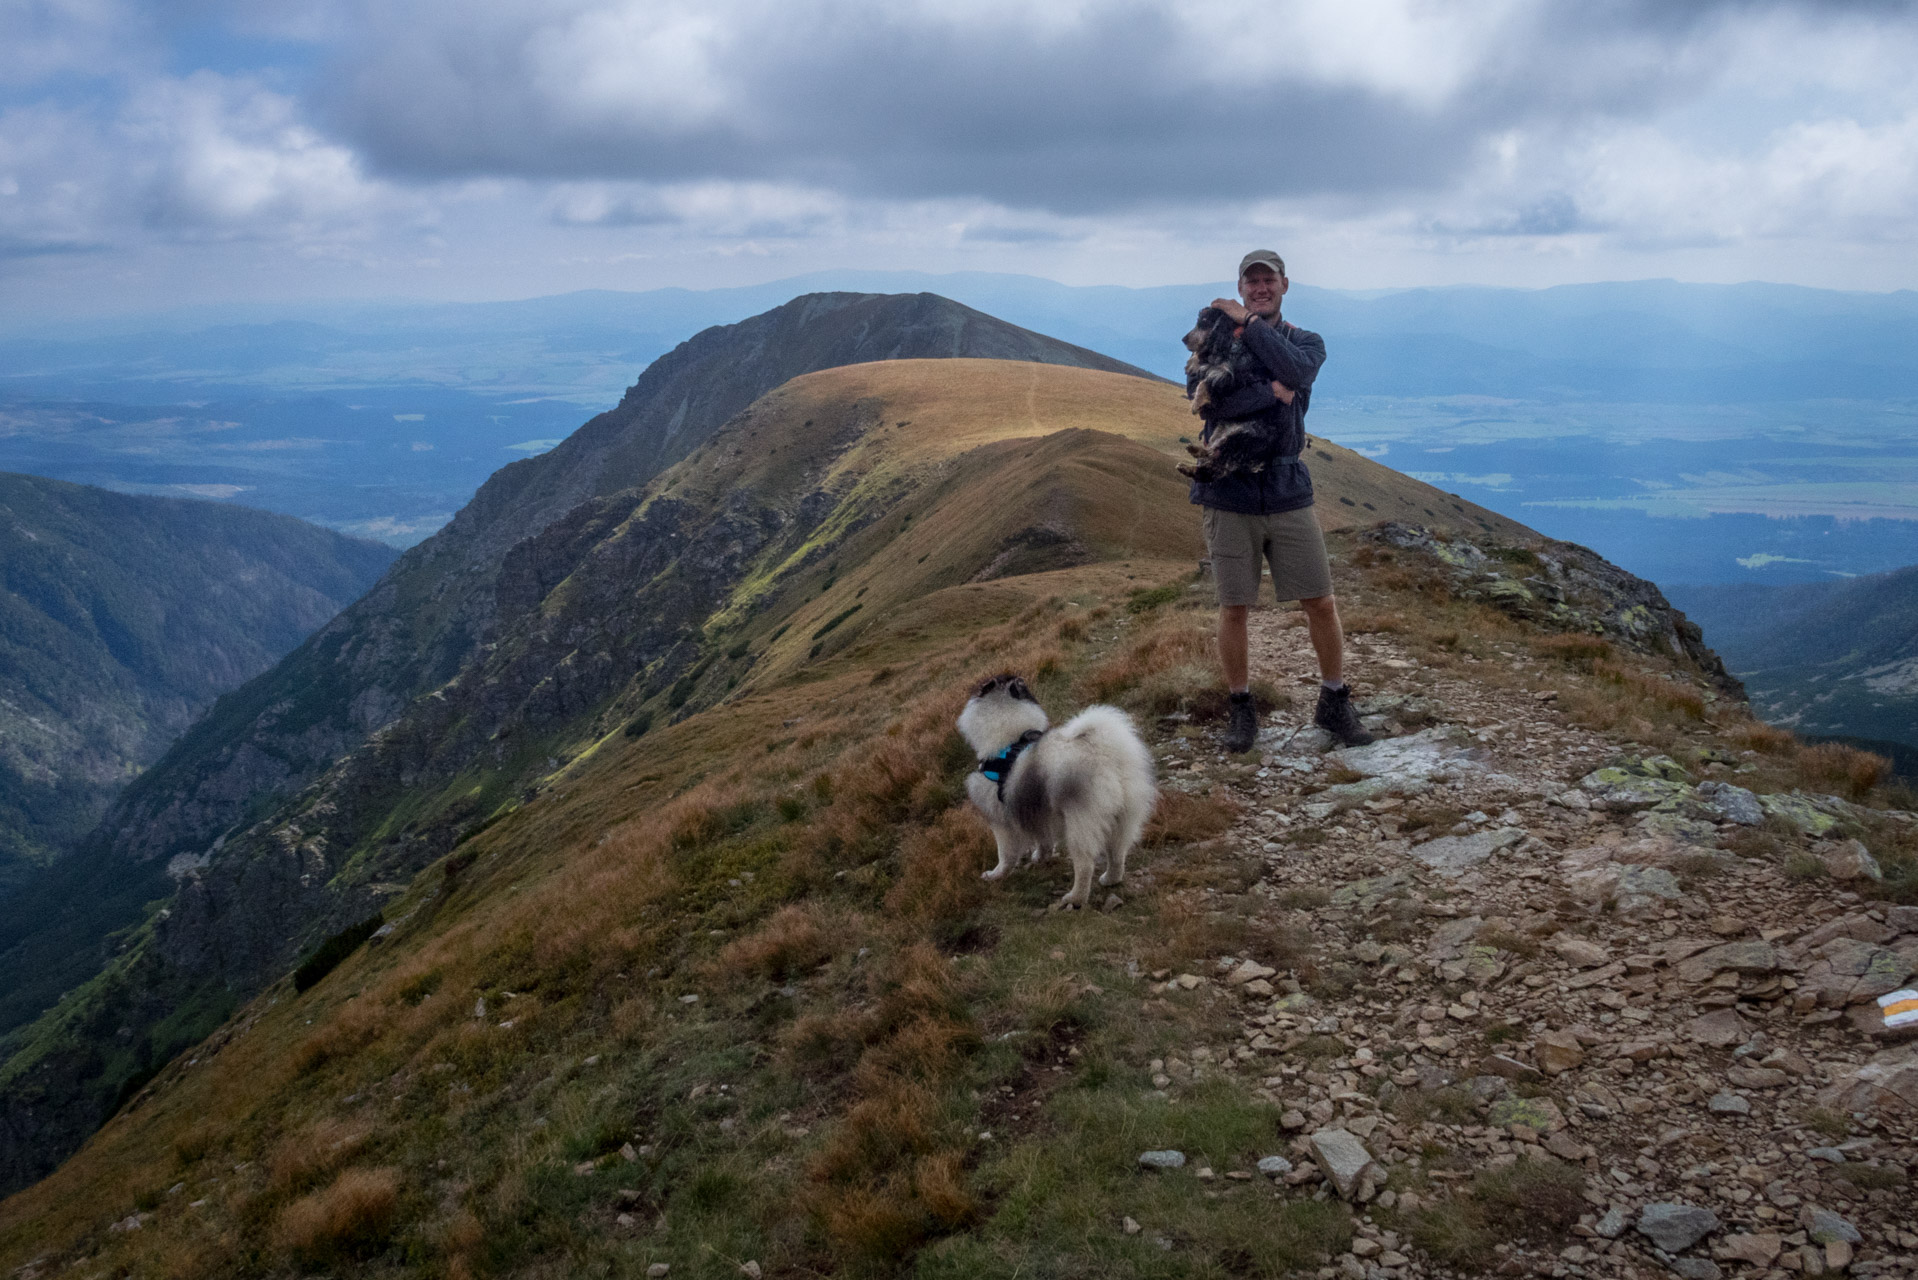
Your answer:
[956,673,1157,909]
[1179,305,1267,484]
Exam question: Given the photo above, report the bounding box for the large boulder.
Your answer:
[1308,1129,1383,1200]
[1799,938,1912,1008]
[1409,828,1524,875]
[1818,1045,1918,1115]
[1822,839,1883,882]
[1638,1202,1721,1253]
[1675,940,1781,985]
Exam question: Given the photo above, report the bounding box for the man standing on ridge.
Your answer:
[1188,249,1373,753]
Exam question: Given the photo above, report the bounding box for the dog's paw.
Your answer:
[981,866,1008,881]
[1052,897,1087,912]
[1098,871,1125,887]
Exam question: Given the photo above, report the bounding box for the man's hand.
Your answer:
[1211,297,1250,324]
[1271,380,1296,405]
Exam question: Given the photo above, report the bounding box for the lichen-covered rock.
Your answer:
[1361,523,1741,692]
[1487,1095,1567,1133]
[1758,792,1841,838]
[1802,1209,1860,1245]
[1329,873,1412,910]
[1696,781,1763,826]
[1800,938,1912,1007]
[1580,766,1693,813]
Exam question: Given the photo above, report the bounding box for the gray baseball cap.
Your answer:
[1238,249,1286,279]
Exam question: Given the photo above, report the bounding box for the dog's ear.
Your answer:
[973,675,999,699]
[1007,677,1034,702]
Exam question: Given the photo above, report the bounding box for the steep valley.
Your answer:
[1,307,1914,1280]
[1668,571,1918,769]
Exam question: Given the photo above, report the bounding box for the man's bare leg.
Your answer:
[1299,594,1344,684]
[1302,593,1373,745]
[1219,604,1251,692]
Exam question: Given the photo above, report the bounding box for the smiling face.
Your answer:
[1239,263,1288,319]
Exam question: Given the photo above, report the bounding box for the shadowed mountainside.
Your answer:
[0,295,1156,1049]
[1668,567,1918,757]
[0,473,394,883]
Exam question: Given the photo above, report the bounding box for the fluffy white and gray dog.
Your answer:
[955,673,1157,909]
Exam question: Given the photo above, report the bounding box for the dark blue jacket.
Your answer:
[1186,314,1326,515]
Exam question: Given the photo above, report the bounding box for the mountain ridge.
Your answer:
[2,352,1910,1273]
[0,336,1697,1199]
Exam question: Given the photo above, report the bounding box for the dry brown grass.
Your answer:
[1077,617,1212,703]
[267,1118,370,1193]
[273,1166,401,1259]
[1142,787,1240,848]
[713,903,844,981]
[1343,610,1405,634]
[1727,718,1796,754]
[1406,1158,1585,1268]
[1793,742,1892,799]
[291,996,395,1077]
[806,943,982,1264]
[885,809,994,931]
[1530,633,1614,671]
[1140,896,1254,973]
[1552,656,1709,745]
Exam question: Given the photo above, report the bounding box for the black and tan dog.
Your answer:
[1178,306,1269,484]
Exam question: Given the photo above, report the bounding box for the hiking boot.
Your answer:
[1314,684,1375,747]
[1223,691,1259,753]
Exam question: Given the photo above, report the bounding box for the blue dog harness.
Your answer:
[979,729,1044,801]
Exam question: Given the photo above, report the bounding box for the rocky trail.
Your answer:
[1129,609,1918,1280]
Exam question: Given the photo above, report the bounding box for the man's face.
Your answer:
[1239,264,1287,317]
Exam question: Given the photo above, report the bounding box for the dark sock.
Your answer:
[1229,689,1252,702]
[1321,680,1345,693]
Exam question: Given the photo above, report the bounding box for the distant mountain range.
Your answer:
[0,474,395,887]
[9,272,1916,401]
[1668,567,1918,765]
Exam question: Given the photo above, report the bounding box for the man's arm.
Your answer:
[1239,317,1325,391]
[1207,379,1294,420]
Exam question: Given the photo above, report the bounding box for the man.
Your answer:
[1188,249,1373,753]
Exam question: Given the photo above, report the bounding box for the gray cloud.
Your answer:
[317,0,1824,215]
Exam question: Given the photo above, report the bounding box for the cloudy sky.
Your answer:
[3,0,1916,319]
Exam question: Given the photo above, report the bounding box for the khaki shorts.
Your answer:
[1202,505,1333,606]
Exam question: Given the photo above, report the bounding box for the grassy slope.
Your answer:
[0,360,1559,1278]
